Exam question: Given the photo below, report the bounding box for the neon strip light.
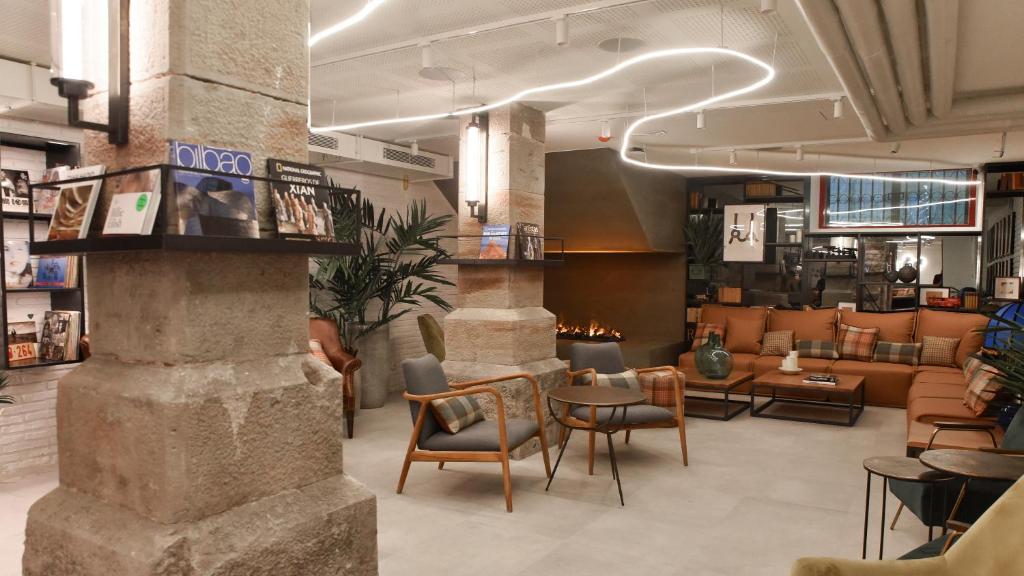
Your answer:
[309,0,389,47]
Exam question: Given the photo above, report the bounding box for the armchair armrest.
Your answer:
[635,366,686,412]
[566,367,597,387]
[791,557,948,576]
[926,421,999,450]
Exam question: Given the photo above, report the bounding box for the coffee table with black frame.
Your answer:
[684,370,753,421]
[750,370,865,426]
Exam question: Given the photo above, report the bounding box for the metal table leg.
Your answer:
[607,432,624,506]
[879,477,887,560]
[862,470,871,559]
[546,427,572,492]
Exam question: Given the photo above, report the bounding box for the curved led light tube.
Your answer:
[309,0,389,47]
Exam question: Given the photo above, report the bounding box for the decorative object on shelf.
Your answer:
[685,213,723,285]
[694,332,733,379]
[994,277,1022,300]
[807,246,856,260]
[47,165,106,240]
[267,158,334,241]
[920,287,951,306]
[7,320,38,363]
[310,196,453,408]
[723,204,766,262]
[169,141,258,238]
[478,224,510,259]
[883,264,900,282]
[962,288,979,309]
[717,286,742,304]
[897,263,918,283]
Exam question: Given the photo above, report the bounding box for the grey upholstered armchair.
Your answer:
[565,342,688,474]
[398,354,552,512]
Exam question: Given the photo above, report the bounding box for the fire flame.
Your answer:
[556,319,624,341]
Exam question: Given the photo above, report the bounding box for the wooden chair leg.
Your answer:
[438,461,445,470]
[624,429,631,444]
[588,431,596,475]
[501,456,513,513]
[678,418,688,466]
[345,410,355,439]
[890,502,904,530]
[397,449,414,494]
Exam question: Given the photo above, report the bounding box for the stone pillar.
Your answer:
[443,103,564,458]
[22,2,377,575]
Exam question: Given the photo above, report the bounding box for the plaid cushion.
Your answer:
[962,356,1003,416]
[430,394,484,434]
[581,369,640,390]
[637,369,684,407]
[920,336,959,367]
[837,324,879,362]
[796,339,839,360]
[309,339,332,366]
[873,341,921,365]
[690,322,725,351]
[760,330,794,356]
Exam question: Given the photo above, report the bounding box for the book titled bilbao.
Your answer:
[168,141,258,238]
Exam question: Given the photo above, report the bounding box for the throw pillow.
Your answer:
[691,322,725,351]
[836,324,879,362]
[873,341,921,365]
[430,394,485,434]
[920,336,960,367]
[760,330,794,356]
[582,369,641,390]
[962,356,1003,416]
[795,339,839,360]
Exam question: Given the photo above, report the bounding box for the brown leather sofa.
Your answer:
[678,305,995,451]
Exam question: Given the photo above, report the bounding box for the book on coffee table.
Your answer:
[802,373,838,385]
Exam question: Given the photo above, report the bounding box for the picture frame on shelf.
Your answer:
[994,277,1022,300]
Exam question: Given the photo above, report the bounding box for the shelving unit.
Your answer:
[437,234,566,267]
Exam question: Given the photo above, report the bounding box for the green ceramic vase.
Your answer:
[695,332,733,379]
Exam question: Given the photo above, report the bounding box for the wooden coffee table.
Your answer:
[684,370,753,421]
[750,370,865,426]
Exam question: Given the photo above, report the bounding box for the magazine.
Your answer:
[169,141,258,238]
[266,159,333,241]
[1,168,31,213]
[516,222,542,260]
[4,240,34,288]
[39,310,80,362]
[479,224,511,259]
[102,168,162,235]
[35,256,76,288]
[47,165,106,240]
[33,166,69,215]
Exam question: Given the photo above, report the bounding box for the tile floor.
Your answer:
[1,395,930,576]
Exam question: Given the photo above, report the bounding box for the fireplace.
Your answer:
[556,319,625,342]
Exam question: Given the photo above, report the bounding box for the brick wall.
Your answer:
[0,366,72,480]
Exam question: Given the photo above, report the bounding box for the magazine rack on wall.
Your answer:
[26,164,361,257]
[437,234,566,267]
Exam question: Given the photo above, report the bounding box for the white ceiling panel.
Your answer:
[0,0,51,65]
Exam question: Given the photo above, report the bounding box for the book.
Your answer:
[39,310,80,362]
[33,166,68,215]
[479,224,511,259]
[515,222,542,260]
[266,159,334,241]
[803,373,838,386]
[8,320,38,344]
[1,168,31,213]
[169,141,258,238]
[4,240,34,288]
[34,256,78,288]
[47,165,106,240]
[101,168,162,235]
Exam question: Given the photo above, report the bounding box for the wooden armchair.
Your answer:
[564,342,687,475]
[397,354,551,512]
[310,317,361,439]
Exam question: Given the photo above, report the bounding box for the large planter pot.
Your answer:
[695,332,733,379]
[356,325,390,409]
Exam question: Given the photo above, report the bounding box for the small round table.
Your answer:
[545,386,645,506]
[862,456,954,559]
[919,449,1024,529]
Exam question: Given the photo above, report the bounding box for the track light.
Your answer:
[995,132,1007,159]
[890,142,901,155]
[598,119,611,142]
[796,145,804,161]
[833,97,844,119]
[410,140,419,156]
[728,149,737,165]
[421,43,434,69]
[696,109,706,129]
[555,16,569,46]
[760,0,777,14]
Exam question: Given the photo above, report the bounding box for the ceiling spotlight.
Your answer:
[421,43,435,69]
[796,145,804,161]
[728,149,737,165]
[696,110,706,130]
[411,140,419,156]
[995,132,1007,159]
[760,0,778,14]
[598,119,611,142]
[890,142,901,155]
[833,97,844,119]
[555,16,569,47]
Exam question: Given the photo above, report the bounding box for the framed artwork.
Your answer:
[920,287,951,305]
[723,204,766,262]
[994,277,1022,300]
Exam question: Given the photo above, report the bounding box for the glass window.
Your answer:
[821,169,977,229]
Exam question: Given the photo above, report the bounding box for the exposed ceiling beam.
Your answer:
[924,0,958,118]
[879,0,928,125]
[835,0,907,134]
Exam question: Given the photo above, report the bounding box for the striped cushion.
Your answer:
[582,369,640,390]
[760,330,794,356]
[309,339,332,366]
[691,322,725,351]
[430,394,485,434]
[962,356,1003,416]
[873,341,921,365]
[796,339,839,360]
[837,324,879,362]
[920,336,960,367]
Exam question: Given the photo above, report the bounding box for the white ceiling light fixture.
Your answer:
[555,16,569,47]
[309,0,388,47]
[795,145,804,161]
[729,149,737,165]
[410,140,419,156]
[760,0,778,14]
[995,132,1007,159]
[890,142,901,155]
[833,97,844,119]
[421,43,435,69]
[696,109,706,130]
[598,119,611,142]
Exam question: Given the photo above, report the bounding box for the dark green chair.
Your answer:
[890,409,1024,530]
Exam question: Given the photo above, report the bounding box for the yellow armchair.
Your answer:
[791,476,1024,576]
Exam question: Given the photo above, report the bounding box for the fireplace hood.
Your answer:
[545,148,687,253]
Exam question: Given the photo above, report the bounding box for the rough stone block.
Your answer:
[23,474,377,576]
[457,267,543,308]
[57,355,343,524]
[444,307,555,365]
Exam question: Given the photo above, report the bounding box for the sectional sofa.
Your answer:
[678,305,1000,453]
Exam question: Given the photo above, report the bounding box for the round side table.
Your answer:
[862,456,954,559]
[919,449,1024,529]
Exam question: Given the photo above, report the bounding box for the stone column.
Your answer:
[443,103,564,458]
[22,2,377,575]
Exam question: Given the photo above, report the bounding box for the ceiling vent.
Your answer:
[307,129,453,182]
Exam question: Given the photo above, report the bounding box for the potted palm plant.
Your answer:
[685,213,723,298]
[310,192,453,409]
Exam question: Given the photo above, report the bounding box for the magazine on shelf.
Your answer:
[46,165,106,240]
[102,167,163,235]
[266,158,333,241]
[39,310,80,362]
[34,256,78,288]
[168,141,258,238]
[4,240,34,288]
[1,168,31,213]
[478,224,511,259]
[33,166,69,215]
[515,222,542,260]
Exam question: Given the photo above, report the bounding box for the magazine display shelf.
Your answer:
[26,164,361,258]
[438,234,566,267]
